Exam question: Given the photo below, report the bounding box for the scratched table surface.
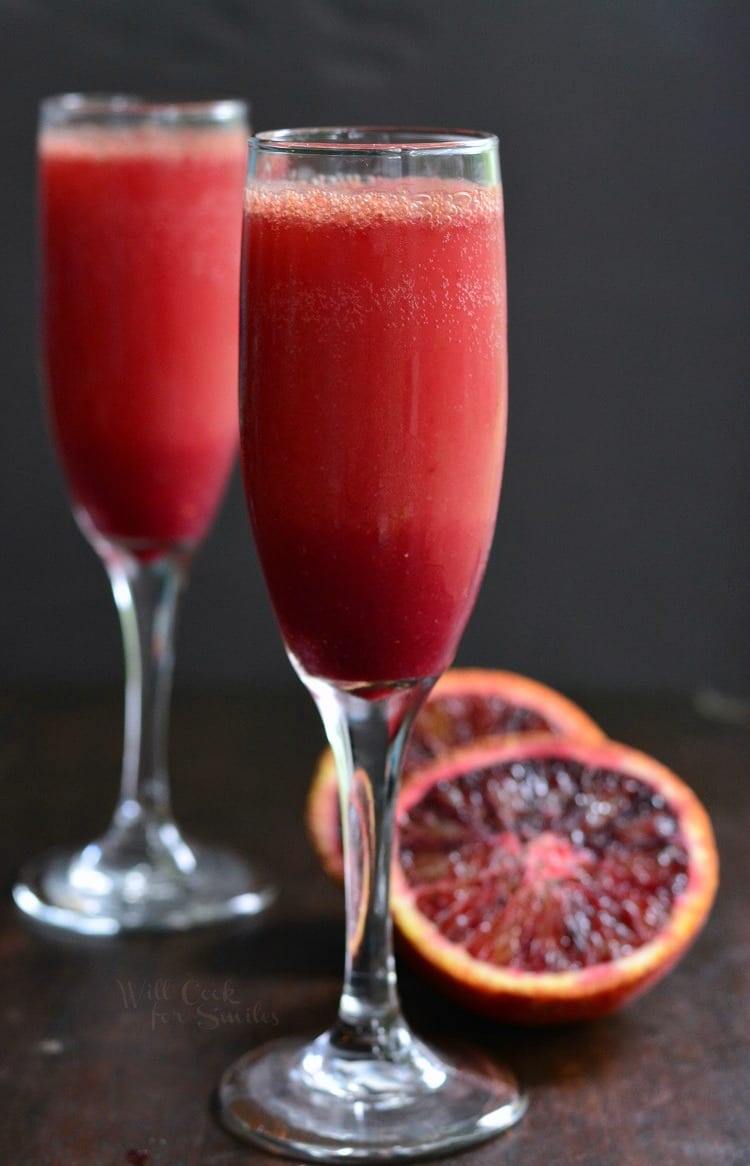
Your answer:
[0,685,747,1166]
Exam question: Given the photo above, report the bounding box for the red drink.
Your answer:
[241,181,506,683]
[222,133,525,1159]
[41,123,246,550]
[17,100,277,939]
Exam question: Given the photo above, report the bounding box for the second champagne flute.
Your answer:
[13,94,275,934]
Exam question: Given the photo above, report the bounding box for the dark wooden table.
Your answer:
[0,685,747,1166]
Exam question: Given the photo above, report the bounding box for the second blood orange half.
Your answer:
[306,669,605,882]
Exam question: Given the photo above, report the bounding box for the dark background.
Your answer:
[1,0,747,694]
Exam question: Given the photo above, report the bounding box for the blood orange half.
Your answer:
[393,735,718,1025]
[306,669,604,881]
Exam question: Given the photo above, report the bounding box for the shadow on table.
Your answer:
[398,962,641,1093]
[190,911,342,979]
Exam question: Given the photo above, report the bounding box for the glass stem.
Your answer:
[309,677,436,1058]
[104,549,189,839]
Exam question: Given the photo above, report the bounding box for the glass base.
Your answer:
[219,1029,526,1162]
[13,828,276,935]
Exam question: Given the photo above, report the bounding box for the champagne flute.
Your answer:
[219,128,525,1159]
[13,94,275,934]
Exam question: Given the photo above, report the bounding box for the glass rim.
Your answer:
[40,93,248,126]
[252,126,498,156]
